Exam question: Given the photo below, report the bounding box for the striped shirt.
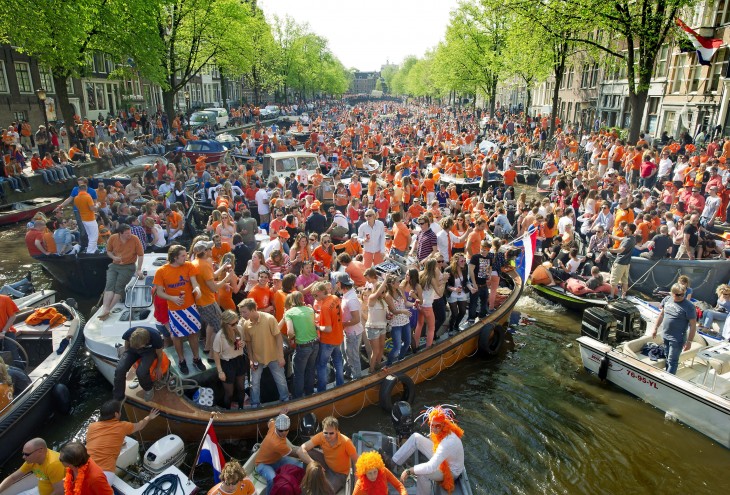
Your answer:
[415,229,438,261]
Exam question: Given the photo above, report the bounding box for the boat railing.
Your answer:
[0,374,49,416]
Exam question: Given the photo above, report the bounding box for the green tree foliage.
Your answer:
[0,0,165,133]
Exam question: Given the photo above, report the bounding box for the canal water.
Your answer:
[1,223,729,494]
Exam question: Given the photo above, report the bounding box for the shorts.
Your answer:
[609,263,630,287]
[220,355,246,383]
[199,303,222,331]
[104,263,136,295]
[366,326,387,340]
[168,306,201,337]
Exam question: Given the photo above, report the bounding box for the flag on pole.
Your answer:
[197,418,226,482]
[676,18,723,65]
[513,226,537,285]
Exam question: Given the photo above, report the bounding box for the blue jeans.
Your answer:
[388,324,411,365]
[390,248,406,257]
[292,341,319,398]
[468,285,489,320]
[316,343,344,392]
[250,360,289,406]
[664,339,684,375]
[255,456,303,493]
[701,310,728,329]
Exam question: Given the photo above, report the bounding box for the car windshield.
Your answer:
[298,156,318,170]
[190,112,213,123]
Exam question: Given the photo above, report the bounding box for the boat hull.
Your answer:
[0,302,84,466]
[122,273,522,442]
[37,253,112,296]
[0,197,64,226]
[628,256,730,305]
[529,282,607,312]
[577,336,730,448]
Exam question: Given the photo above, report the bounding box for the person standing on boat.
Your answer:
[97,224,144,320]
[53,177,97,251]
[238,298,289,407]
[358,208,386,268]
[300,416,358,493]
[255,413,312,493]
[0,437,65,495]
[74,183,99,254]
[651,283,697,375]
[191,241,231,354]
[392,405,465,495]
[153,245,206,375]
[85,400,159,484]
[608,223,637,299]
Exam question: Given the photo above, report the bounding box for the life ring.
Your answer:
[379,373,415,411]
[52,383,72,415]
[479,324,506,357]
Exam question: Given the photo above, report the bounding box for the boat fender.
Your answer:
[52,383,72,415]
[479,324,506,357]
[598,353,610,381]
[379,373,415,411]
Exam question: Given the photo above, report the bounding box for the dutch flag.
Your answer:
[676,18,724,66]
[513,225,537,285]
[197,418,226,482]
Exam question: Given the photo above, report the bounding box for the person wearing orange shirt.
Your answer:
[502,163,517,186]
[164,208,184,241]
[407,198,425,223]
[150,248,204,379]
[247,270,274,314]
[74,184,98,253]
[192,241,232,353]
[312,282,344,392]
[390,212,411,256]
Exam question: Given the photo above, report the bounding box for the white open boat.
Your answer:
[578,333,730,448]
[14,289,56,310]
[84,254,168,384]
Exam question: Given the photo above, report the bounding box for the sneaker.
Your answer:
[207,358,215,364]
[193,358,206,372]
[143,389,154,401]
[179,360,189,375]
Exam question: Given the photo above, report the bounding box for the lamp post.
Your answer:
[36,87,50,129]
[184,90,191,116]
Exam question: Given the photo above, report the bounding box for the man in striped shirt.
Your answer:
[411,214,438,262]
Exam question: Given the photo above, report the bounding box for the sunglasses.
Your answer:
[22,448,42,457]
[323,431,336,436]
[672,292,685,297]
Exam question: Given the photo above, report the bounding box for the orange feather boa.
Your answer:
[429,412,464,493]
[63,462,90,495]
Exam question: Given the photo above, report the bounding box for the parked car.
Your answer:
[203,107,229,128]
[260,105,280,119]
[189,111,218,129]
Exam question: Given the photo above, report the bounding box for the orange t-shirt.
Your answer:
[466,230,486,256]
[153,262,199,311]
[217,274,237,311]
[211,242,231,265]
[192,258,217,306]
[0,295,19,334]
[312,246,333,272]
[308,432,356,475]
[255,421,292,465]
[503,169,517,186]
[248,284,273,310]
[392,222,410,252]
[74,191,96,222]
[86,419,135,472]
[317,295,343,345]
[273,289,287,323]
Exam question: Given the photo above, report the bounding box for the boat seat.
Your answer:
[621,335,664,368]
[713,372,730,397]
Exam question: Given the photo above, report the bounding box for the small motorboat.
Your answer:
[215,133,241,150]
[36,252,112,297]
[91,154,168,188]
[14,289,56,310]
[0,197,63,226]
[578,332,730,448]
[528,281,609,312]
[184,140,227,164]
[0,300,84,466]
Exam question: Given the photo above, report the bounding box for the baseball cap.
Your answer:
[272,272,282,280]
[193,240,214,253]
[335,272,354,287]
[275,414,290,431]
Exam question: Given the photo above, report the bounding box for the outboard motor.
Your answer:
[298,412,319,440]
[606,300,644,341]
[391,401,414,445]
[143,435,186,475]
[581,308,618,344]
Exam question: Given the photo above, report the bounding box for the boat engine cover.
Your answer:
[391,401,414,440]
[581,308,618,343]
[116,436,140,472]
[143,435,186,475]
[606,300,645,341]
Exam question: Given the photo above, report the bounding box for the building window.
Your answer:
[714,0,730,26]
[581,64,590,88]
[13,111,27,121]
[710,48,729,91]
[39,67,55,93]
[14,62,33,93]
[93,53,107,74]
[655,45,669,78]
[67,77,74,95]
[671,54,687,93]
[690,63,704,92]
[566,67,574,89]
[662,110,677,136]
[0,62,8,93]
[590,64,599,88]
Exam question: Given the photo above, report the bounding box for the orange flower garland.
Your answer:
[63,462,90,495]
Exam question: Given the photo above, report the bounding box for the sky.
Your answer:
[258,0,461,72]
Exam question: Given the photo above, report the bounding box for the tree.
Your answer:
[0,0,165,136]
[506,0,690,143]
[240,9,280,105]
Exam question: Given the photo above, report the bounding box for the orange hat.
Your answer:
[690,156,700,166]
[278,229,290,239]
[664,181,674,188]
[310,200,321,210]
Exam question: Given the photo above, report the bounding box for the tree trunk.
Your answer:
[525,88,532,125]
[628,90,648,144]
[52,72,77,141]
[162,90,176,124]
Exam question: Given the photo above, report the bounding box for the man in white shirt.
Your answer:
[357,209,386,268]
[556,208,575,236]
[255,185,272,225]
[335,273,363,380]
[436,218,472,263]
[393,406,465,495]
[657,150,673,182]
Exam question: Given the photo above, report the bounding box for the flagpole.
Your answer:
[189,413,215,482]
